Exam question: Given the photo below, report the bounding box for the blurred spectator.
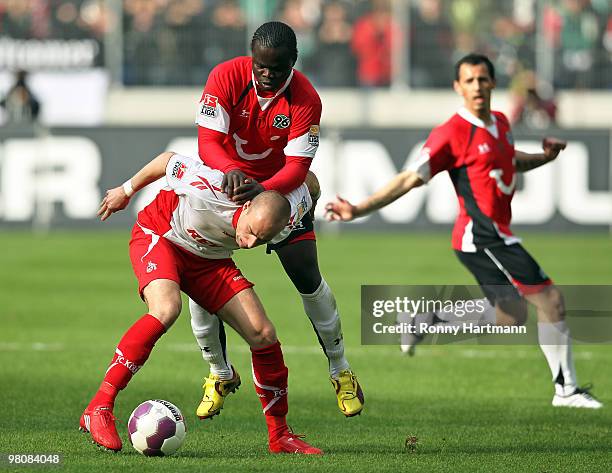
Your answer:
[410,0,453,88]
[508,70,557,129]
[313,1,356,87]
[0,70,40,124]
[201,0,247,80]
[277,0,319,73]
[351,0,400,87]
[1,0,34,38]
[51,1,87,39]
[123,0,164,84]
[557,0,600,88]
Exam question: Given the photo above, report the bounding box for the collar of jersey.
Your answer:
[458,107,498,138]
[252,69,294,111]
[232,205,244,229]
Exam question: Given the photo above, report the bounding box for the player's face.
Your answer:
[252,44,295,92]
[235,204,275,249]
[454,63,496,115]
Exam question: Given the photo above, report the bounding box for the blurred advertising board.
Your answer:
[0,126,610,230]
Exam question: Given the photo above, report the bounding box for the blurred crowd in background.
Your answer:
[0,0,610,94]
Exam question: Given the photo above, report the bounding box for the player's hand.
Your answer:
[222,169,250,198]
[97,187,130,221]
[542,137,567,161]
[232,178,265,205]
[324,195,357,222]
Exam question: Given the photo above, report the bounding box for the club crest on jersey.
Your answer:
[171,161,187,179]
[272,114,290,129]
[200,94,218,117]
[308,125,320,146]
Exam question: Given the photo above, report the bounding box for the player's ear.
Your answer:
[453,80,462,96]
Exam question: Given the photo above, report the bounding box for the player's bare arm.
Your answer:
[325,169,424,222]
[97,151,175,221]
[515,137,567,173]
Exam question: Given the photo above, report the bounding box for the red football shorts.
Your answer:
[129,223,253,313]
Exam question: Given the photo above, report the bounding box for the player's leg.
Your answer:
[525,286,602,408]
[399,249,527,355]
[487,244,601,408]
[81,280,180,450]
[272,230,364,417]
[81,226,182,451]
[211,285,322,454]
[189,298,241,420]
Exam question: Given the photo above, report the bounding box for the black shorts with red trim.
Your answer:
[455,243,553,305]
[266,212,316,254]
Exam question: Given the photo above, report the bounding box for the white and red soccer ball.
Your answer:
[127,400,186,456]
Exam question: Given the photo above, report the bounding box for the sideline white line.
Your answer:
[0,341,597,361]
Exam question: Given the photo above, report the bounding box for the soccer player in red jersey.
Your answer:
[190,21,363,420]
[325,53,601,409]
[80,151,322,454]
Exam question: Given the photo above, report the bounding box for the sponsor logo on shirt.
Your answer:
[308,125,320,146]
[232,275,244,281]
[272,114,291,129]
[200,94,218,118]
[478,143,491,154]
[171,161,187,179]
[186,228,221,247]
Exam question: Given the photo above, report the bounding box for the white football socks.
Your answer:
[537,320,577,393]
[189,298,233,380]
[300,279,350,378]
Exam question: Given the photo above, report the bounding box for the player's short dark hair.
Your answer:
[454,53,495,81]
[251,21,298,62]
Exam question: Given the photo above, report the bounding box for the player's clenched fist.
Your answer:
[97,187,130,221]
[325,195,356,222]
[542,137,567,161]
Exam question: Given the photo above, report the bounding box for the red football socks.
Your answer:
[251,341,289,442]
[88,314,166,409]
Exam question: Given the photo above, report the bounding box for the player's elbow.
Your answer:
[399,170,424,192]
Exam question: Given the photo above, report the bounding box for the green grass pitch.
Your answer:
[1,231,611,472]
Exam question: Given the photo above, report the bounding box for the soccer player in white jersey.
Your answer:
[325,53,601,409]
[79,151,322,454]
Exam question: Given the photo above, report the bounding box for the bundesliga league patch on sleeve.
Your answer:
[199,94,219,118]
[171,160,187,180]
[308,125,320,146]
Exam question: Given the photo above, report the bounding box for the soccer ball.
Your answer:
[127,400,186,456]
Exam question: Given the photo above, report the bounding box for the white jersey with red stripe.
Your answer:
[195,56,321,181]
[136,154,312,259]
[408,108,520,252]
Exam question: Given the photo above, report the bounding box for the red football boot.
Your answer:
[80,406,122,451]
[269,429,323,455]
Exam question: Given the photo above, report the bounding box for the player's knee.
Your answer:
[249,323,277,348]
[149,298,182,328]
[497,298,528,326]
[292,270,322,294]
[545,286,565,320]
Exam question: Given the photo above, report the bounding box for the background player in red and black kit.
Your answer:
[189,21,364,419]
[325,53,601,409]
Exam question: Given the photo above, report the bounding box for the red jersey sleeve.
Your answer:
[195,62,236,134]
[260,156,311,194]
[408,124,455,182]
[283,88,322,160]
[197,127,241,172]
